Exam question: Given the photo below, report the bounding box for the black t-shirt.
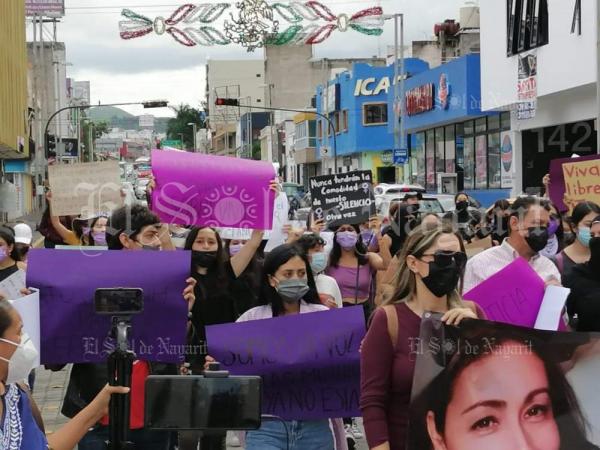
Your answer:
[0,263,19,284]
[565,264,600,332]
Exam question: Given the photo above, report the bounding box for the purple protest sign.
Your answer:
[463,258,545,328]
[150,150,276,229]
[26,249,190,365]
[549,154,600,212]
[206,307,365,421]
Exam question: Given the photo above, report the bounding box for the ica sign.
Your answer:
[354,74,407,97]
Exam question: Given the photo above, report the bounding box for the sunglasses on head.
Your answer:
[420,251,467,270]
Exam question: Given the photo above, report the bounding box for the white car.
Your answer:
[134,178,151,199]
[373,183,426,197]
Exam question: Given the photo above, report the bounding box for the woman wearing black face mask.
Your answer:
[489,199,511,246]
[443,193,482,244]
[564,217,600,332]
[360,228,486,450]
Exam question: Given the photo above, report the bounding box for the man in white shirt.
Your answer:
[464,196,561,293]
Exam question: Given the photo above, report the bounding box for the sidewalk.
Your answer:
[5,208,45,247]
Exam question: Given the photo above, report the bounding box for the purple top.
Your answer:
[326,264,373,302]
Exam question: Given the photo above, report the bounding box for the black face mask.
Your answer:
[192,250,218,269]
[589,237,600,272]
[525,227,549,253]
[456,200,469,212]
[421,260,461,298]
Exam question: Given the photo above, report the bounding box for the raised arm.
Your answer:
[46,192,79,245]
[230,229,264,278]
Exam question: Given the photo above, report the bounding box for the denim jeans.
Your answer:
[246,419,334,450]
[77,426,171,450]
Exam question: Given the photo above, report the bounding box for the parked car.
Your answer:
[373,183,426,197]
[376,194,445,221]
[134,178,150,199]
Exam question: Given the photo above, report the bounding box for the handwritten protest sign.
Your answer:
[549,155,600,212]
[48,161,123,217]
[151,150,276,229]
[562,158,600,212]
[10,289,41,367]
[27,249,190,364]
[206,307,365,420]
[310,171,375,228]
[463,258,545,328]
[0,270,26,300]
[265,192,290,252]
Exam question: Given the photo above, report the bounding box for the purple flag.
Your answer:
[549,154,600,212]
[463,258,545,328]
[150,150,276,229]
[27,249,190,364]
[206,307,366,421]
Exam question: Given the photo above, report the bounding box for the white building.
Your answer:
[480,0,599,196]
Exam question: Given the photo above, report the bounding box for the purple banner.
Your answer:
[27,249,190,364]
[150,150,276,229]
[463,258,545,327]
[549,154,600,212]
[206,307,365,421]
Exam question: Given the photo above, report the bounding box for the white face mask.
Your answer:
[0,333,38,384]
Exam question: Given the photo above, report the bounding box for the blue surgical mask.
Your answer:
[578,227,592,248]
[310,252,328,274]
[275,278,310,304]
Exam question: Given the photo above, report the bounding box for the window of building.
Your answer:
[507,0,549,56]
[435,127,445,175]
[333,112,341,133]
[488,132,502,189]
[463,136,475,190]
[317,120,323,139]
[413,132,426,188]
[445,125,456,173]
[488,115,501,131]
[501,111,511,130]
[475,135,488,189]
[342,110,348,132]
[425,129,435,191]
[363,103,388,126]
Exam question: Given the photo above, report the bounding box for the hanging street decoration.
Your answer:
[118,1,384,51]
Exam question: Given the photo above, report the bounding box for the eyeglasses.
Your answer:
[418,251,467,270]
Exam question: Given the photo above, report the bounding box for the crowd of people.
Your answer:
[0,171,599,450]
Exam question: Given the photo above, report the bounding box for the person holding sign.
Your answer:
[0,299,130,450]
[207,244,345,450]
[464,197,561,293]
[360,228,484,450]
[565,217,600,332]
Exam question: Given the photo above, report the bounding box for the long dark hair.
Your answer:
[409,325,597,450]
[328,224,369,268]
[568,201,600,230]
[258,244,320,317]
[0,300,14,337]
[184,227,229,280]
[0,227,19,262]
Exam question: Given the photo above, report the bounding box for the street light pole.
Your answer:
[187,122,197,152]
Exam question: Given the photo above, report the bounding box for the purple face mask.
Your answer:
[336,231,358,250]
[229,244,242,256]
[92,231,107,246]
[361,229,375,245]
[547,218,560,237]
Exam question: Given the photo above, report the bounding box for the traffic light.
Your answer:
[45,133,56,151]
[215,98,239,106]
[142,100,169,108]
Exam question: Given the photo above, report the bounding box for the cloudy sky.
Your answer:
[40,0,467,116]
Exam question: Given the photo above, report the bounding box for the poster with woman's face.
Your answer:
[408,315,600,450]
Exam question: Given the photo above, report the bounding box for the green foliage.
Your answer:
[166,104,205,150]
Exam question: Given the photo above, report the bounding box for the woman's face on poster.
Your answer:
[427,341,560,450]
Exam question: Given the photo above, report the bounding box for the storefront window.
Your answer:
[445,125,455,173]
[426,129,435,191]
[488,132,501,189]
[463,136,475,190]
[501,112,511,130]
[475,118,487,134]
[464,120,474,136]
[488,115,500,131]
[413,132,426,188]
[475,134,488,188]
[435,127,445,175]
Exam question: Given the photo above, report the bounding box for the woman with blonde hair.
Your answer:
[360,227,485,450]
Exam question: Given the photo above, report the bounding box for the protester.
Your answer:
[463,196,561,292]
[216,244,346,450]
[488,199,511,246]
[296,234,342,309]
[0,227,26,285]
[51,204,195,450]
[224,237,263,317]
[408,327,599,450]
[0,299,130,449]
[540,204,566,259]
[552,201,600,280]
[360,227,484,450]
[443,192,482,243]
[37,204,72,248]
[359,216,382,253]
[326,223,384,320]
[564,216,600,332]
[380,202,420,265]
[13,222,33,263]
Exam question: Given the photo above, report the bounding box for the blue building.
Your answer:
[315,54,511,206]
[315,59,429,184]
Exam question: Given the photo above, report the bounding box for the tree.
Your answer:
[82,120,110,161]
[166,104,205,150]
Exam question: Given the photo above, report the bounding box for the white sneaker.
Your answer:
[226,431,241,447]
[344,425,356,449]
[351,421,363,439]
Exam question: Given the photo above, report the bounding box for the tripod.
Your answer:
[106,317,136,450]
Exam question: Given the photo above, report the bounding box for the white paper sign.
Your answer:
[10,290,41,367]
[0,270,26,300]
[264,193,290,252]
[48,161,124,216]
[534,286,570,331]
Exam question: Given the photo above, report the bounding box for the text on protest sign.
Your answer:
[206,307,365,421]
[548,154,600,212]
[48,161,123,217]
[309,171,375,228]
[150,150,276,229]
[26,249,190,365]
[562,158,600,212]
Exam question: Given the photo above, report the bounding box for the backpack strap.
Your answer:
[382,305,399,351]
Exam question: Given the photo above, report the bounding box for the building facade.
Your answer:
[480,0,598,196]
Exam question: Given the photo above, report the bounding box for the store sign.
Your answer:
[438,74,449,110]
[26,0,64,17]
[517,53,537,120]
[354,74,407,97]
[406,83,435,116]
[500,131,515,189]
[381,151,394,165]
